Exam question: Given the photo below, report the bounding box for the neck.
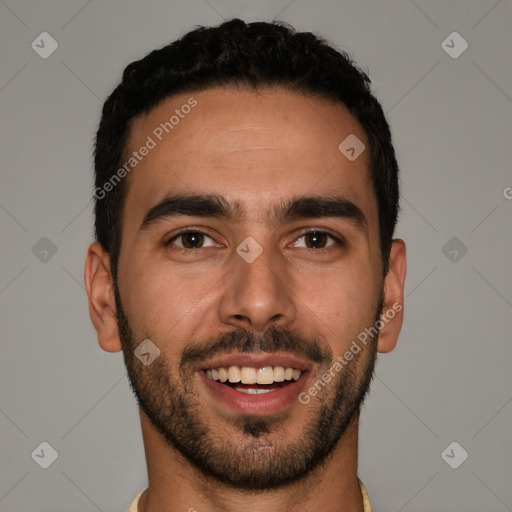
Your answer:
[137,410,364,512]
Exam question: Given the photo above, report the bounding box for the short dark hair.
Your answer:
[94,18,399,279]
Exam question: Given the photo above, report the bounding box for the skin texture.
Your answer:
[85,87,406,512]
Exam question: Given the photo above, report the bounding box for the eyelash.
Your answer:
[165,229,219,250]
[165,228,344,251]
[293,229,344,250]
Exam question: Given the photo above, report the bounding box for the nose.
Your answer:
[218,245,297,333]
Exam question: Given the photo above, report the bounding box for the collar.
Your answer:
[128,479,372,511]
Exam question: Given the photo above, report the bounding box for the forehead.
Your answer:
[122,87,375,224]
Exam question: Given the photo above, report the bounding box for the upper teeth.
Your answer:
[205,366,302,384]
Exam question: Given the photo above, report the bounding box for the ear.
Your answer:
[377,239,407,354]
[84,242,122,353]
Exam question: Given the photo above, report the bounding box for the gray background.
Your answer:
[1,0,511,511]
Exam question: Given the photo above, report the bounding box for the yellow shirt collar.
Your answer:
[128,480,372,511]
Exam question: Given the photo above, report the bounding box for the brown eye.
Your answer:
[168,231,215,249]
[293,231,338,249]
[181,232,204,248]
[304,232,329,248]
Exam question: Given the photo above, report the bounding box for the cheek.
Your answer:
[294,263,380,349]
[119,257,222,340]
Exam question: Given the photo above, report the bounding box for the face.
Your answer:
[92,87,404,490]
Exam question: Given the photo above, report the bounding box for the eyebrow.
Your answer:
[138,194,368,234]
[139,195,244,232]
[272,196,367,232]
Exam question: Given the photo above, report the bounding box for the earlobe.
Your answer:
[84,242,122,353]
[377,239,407,354]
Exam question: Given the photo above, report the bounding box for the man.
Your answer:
[85,18,406,512]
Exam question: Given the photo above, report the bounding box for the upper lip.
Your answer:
[197,352,313,372]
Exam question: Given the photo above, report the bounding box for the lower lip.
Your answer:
[199,371,310,416]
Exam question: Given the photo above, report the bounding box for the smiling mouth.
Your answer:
[204,365,302,394]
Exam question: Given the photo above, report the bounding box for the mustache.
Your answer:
[180,325,332,369]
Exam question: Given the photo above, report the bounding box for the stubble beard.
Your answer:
[114,283,381,490]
